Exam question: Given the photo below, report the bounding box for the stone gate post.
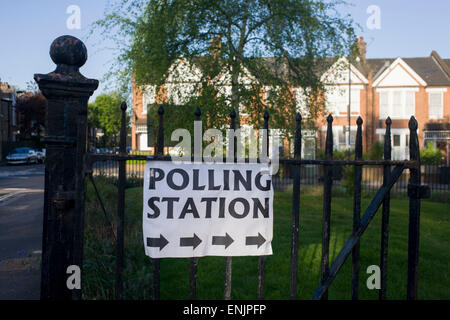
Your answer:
[34,35,98,300]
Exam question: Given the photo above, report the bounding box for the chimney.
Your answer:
[283,50,290,83]
[210,35,222,59]
[357,37,366,62]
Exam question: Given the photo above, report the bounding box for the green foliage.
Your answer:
[334,149,354,160]
[84,177,155,299]
[88,92,129,147]
[342,165,355,195]
[92,0,357,137]
[316,148,354,160]
[420,142,442,165]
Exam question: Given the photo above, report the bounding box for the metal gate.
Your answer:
[36,35,429,300]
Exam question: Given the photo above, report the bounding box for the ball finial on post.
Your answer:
[49,35,88,74]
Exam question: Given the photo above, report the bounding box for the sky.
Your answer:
[1,0,450,99]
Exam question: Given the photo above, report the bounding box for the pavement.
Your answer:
[0,164,44,300]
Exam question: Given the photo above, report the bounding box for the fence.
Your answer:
[92,159,450,201]
[86,107,428,301]
[36,35,431,301]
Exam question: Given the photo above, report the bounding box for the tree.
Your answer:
[88,92,129,147]
[15,91,46,140]
[93,0,356,144]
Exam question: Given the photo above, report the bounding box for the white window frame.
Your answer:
[322,125,360,151]
[377,88,418,120]
[376,128,418,160]
[325,85,362,117]
[426,88,446,120]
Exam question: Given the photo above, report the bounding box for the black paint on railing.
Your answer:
[152,105,165,301]
[257,110,270,300]
[379,117,392,300]
[115,102,128,300]
[189,106,202,300]
[351,116,363,300]
[39,35,439,301]
[224,108,236,301]
[320,114,334,300]
[312,164,406,300]
[407,116,421,300]
[85,110,440,300]
[289,112,302,299]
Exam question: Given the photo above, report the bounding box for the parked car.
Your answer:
[35,148,46,163]
[114,147,130,154]
[6,147,38,165]
[98,148,110,154]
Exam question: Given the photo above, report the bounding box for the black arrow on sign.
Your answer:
[212,233,234,249]
[147,234,169,251]
[245,233,266,249]
[180,234,202,250]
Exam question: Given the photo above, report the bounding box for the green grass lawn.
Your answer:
[83,179,449,300]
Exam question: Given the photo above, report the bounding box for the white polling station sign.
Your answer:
[143,161,273,258]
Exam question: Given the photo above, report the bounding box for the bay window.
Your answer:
[325,86,361,115]
[378,89,416,119]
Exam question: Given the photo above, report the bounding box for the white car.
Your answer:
[6,147,38,165]
[36,148,46,163]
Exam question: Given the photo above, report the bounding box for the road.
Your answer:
[0,164,44,300]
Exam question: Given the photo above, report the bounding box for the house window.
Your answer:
[393,134,401,147]
[349,130,357,145]
[429,92,443,119]
[378,90,416,119]
[142,85,156,114]
[380,92,389,119]
[338,130,346,146]
[326,87,361,115]
[392,91,402,118]
[333,128,357,150]
[405,91,415,116]
[166,83,197,105]
[293,88,309,116]
[303,138,315,160]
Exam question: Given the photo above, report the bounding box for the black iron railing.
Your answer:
[84,103,429,300]
[37,35,433,301]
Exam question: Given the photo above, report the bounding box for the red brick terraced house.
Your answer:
[132,38,450,164]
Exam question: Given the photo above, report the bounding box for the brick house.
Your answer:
[0,82,18,159]
[132,38,450,163]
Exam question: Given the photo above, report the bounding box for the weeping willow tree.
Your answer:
[93,0,357,148]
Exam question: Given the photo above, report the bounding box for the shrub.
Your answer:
[420,142,442,165]
[315,148,354,160]
[364,141,383,160]
[342,165,355,195]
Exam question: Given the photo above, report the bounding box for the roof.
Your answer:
[403,57,450,86]
[358,54,450,86]
[159,52,450,87]
[445,59,450,69]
